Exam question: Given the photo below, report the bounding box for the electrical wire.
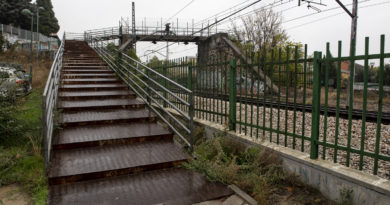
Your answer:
[141,0,281,56]
[165,0,195,23]
[140,0,263,58]
[230,0,372,32]
[284,0,372,24]
[286,0,390,30]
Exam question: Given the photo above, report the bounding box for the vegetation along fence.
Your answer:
[150,35,390,179]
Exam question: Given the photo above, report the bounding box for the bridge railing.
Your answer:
[42,33,65,169]
[89,40,195,150]
[64,32,85,41]
[84,25,229,41]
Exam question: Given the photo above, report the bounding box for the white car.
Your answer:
[0,64,32,97]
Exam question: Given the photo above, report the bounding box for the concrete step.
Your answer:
[63,63,106,67]
[53,122,172,150]
[62,66,109,70]
[59,83,128,92]
[62,69,114,74]
[49,168,233,205]
[62,73,116,79]
[48,141,188,185]
[58,90,135,100]
[59,108,157,127]
[61,78,121,84]
[58,98,145,111]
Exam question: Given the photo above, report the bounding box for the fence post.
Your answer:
[310,51,322,159]
[146,68,151,105]
[163,63,167,107]
[229,58,237,131]
[188,62,194,152]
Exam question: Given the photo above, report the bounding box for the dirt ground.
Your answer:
[0,185,31,205]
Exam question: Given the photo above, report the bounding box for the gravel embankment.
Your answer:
[193,96,390,179]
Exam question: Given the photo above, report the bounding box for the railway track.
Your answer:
[194,92,390,124]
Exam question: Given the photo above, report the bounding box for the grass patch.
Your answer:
[0,89,47,205]
[184,135,336,204]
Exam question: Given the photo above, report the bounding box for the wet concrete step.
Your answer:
[53,122,172,150]
[63,66,109,70]
[48,141,188,185]
[63,60,104,64]
[62,73,116,79]
[63,56,100,59]
[62,69,113,74]
[49,168,233,205]
[59,108,156,127]
[63,63,106,67]
[61,78,120,84]
[58,98,145,111]
[58,90,135,100]
[59,83,128,91]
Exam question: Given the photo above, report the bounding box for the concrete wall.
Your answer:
[190,117,390,205]
[152,103,390,205]
[197,33,231,65]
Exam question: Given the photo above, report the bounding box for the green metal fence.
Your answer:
[151,35,390,178]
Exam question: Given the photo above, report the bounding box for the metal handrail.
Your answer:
[64,32,85,41]
[42,33,65,169]
[89,40,194,150]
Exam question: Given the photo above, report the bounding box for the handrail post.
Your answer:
[146,68,151,105]
[229,58,237,131]
[163,63,167,107]
[310,51,322,159]
[188,62,194,152]
[41,95,48,170]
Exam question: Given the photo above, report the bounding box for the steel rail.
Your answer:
[42,33,65,169]
[96,46,192,122]
[91,42,194,147]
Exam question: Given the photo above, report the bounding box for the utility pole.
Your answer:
[21,9,34,84]
[35,5,44,62]
[166,42,169,61]
[347,0,358,109]
[165,23,171,61]
[335,0,358,108]
[132,2,136,53]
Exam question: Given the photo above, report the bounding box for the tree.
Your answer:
[384,64,390,86]
[36,0,60,36]
[0,0,33,30]
[0,31,5,53]
[147,56,162,69]
[355,64,378,84]
[230,7,288,54]
[320,53,338,88]
[0,0,59,35]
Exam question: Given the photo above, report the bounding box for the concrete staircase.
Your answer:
[48,40,232,204]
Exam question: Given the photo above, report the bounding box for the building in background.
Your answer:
[0,23,59,52]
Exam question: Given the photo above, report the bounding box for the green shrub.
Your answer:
[0,93,24,146]
[184,136,287,203]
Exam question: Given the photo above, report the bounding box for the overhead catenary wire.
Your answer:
[141,0,378,59]
[139,0,254,54]
[165,0,195,23]
[140,0,263,58]
[141,0,288,58]
[230,0,373,33]
[142,0,297,58]
[285,0,390,30]
[284,0,372,24]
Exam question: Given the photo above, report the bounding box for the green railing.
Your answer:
[151,35,390,179]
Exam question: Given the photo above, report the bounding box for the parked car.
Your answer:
[0,64,32,97]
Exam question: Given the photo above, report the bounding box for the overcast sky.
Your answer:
[52,0,390,62]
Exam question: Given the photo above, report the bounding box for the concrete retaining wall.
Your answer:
[192,116,390,205]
